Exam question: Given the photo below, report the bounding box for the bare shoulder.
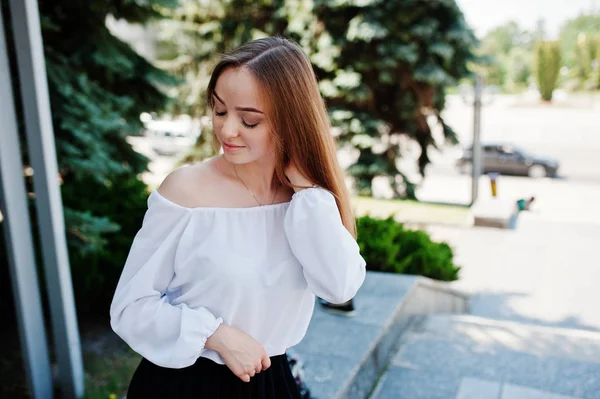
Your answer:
[157,158,224,208]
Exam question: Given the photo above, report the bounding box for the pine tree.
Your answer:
[535,41,561,101]
[154,0,476,198]
[309,0,477,197]
[37,0,178,313]
[155,0,295,161]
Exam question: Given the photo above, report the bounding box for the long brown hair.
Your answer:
[207,37,356,237]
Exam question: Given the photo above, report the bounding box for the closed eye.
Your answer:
[242,120,258,129]
[214,110,258,129]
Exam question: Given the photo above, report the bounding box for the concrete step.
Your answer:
[471,198,519,229]
[292,271,468,399]
[370,314,600,399]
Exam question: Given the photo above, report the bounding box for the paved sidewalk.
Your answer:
[371,315,600,399]
[456,377,583,399]
[426,214,600,331]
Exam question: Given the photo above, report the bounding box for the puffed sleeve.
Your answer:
[109,191,222,368]
[284,187,366,304]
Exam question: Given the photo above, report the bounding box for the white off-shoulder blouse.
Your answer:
[109,187,366,369]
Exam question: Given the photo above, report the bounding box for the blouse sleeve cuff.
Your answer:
[172,306,223,368]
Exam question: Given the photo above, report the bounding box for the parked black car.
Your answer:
[456,142,560,178]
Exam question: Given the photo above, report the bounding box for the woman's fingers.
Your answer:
[235,356,271,383]
[215,326,273,383]
[261,355,272,371]
[235,369,251,383]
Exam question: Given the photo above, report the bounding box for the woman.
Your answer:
[110,36,366,398]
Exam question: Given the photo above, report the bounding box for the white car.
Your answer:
[145,120,198,156]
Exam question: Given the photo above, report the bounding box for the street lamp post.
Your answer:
[471,75,484,205]
[459,74,496,206]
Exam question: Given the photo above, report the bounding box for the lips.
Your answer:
[223,143,245,152]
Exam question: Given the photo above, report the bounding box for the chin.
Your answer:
[222,151,249,164]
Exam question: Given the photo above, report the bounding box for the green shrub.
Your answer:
[355,216,400,271]
[356,215,460,281]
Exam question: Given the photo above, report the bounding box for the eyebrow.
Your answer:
[213,92,264,114]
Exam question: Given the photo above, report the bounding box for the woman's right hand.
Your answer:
[205,324,271,382]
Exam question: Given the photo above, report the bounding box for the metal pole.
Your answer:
[0,3,54,398]
[471,74,483,205]
[8,0,84,397]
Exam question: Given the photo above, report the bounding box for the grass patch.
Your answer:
[83,348,140,399]
[351,196,470,226]
[0,330,140,399]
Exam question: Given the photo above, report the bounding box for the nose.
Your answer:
[220,115,239,140]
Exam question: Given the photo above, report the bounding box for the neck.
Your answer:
[229,156,278,195]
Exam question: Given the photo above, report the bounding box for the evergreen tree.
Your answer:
[37,0,178,313]
[155,0,296,161]
[535,41,561,102]
[154,0,476,198]
[309,0,477,197]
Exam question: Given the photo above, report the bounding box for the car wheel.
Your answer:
[528,164,547,178]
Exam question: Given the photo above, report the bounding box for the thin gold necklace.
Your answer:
[232,163,279,207]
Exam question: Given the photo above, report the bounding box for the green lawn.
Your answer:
[351,196,471,226]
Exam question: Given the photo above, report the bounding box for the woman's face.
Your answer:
[212,67,273,165]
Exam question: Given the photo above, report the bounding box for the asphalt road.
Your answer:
[436,93,600,184]
[387,93,600,214]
